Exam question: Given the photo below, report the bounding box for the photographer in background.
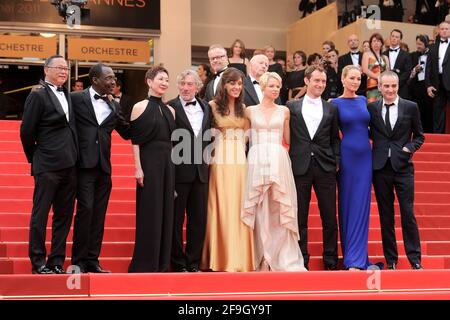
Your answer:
[409,35,433,132]
[321,48,342,100]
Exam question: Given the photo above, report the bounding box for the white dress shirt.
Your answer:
[389,46,400,70]
[438,39,449,74]
[249,75,263,103]
[350,51,360,66]
[302,95,323,139]
[89,87,112,125]
[417,53,427,82]
[382,96,399,157]
[180,97,204,137]
[47,83,69,122]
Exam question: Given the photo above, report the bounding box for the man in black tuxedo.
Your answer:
[287,65,340,270]
[368,71,425,270]
[168,69,211,272]
[71,63,130,273]
[112,79,134,121]
[244,54,281,107]
[244,54,269,107]
[204,44,229,102]
[383,29,412,99]
[409,34,433,132]
[20,55,78,274]
[338,34,366,96]
[425,21,450,133]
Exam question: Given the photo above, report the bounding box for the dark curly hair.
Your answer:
[213,67,245,118]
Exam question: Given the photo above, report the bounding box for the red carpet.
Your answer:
[0,120,450,299]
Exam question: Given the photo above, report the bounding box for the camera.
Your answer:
[320,58,331,69]
[50,0,90,22]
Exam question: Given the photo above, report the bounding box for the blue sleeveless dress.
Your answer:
[331,96,371,269]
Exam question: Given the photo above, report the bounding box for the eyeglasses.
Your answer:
[210,55,226,61]
[47,66,69,72]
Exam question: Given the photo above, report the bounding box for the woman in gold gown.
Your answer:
[200,68,255,272]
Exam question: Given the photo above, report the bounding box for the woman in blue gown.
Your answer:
[331,65,371,270]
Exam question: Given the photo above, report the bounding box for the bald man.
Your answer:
[244,54,281,106]
[338,34,366,96]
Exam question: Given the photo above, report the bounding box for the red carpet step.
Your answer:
[1,120,450,276]
[1,270,450,300]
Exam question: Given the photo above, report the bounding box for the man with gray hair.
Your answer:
[367,70,425,270]
[168,69,211,272]
[204,44,229,102]
[244,54,281,106]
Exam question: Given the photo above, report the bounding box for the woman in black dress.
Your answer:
[286,50,307,101]
[128,66,176,272]
[228,39,249,75]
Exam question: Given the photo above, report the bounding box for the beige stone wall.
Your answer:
[287,3,436,59]
[154,0,192,98]
[191,0,301,51]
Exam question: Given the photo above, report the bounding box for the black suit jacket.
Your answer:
[368,98,425,173]
[204,78,215,103]
[71,88,130,175]
[383,49,412,97]
[408,50,429,87]
[287,97,340,176]
[425,41,450,91]
[20,81,78,176]
[337,51,367,96]
[168,96,212,184]
[243,76,281,107]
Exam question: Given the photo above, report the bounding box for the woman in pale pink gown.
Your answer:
[242,72,306,271]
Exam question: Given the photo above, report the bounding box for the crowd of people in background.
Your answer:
[196,20,448,134]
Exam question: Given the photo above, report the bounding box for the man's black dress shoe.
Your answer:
[87,265,111,273]
[412,263,423,270]
[32,266,54,274]
[188,266,200,272]
[324,264,338,271]
[387,263,397,270]
[48,265,65,274]
[176,267,189,272]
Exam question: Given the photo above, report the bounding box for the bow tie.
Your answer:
[215,69,225,78]
[46,82,64,92]
[389,48,399,52]
[351,52,359,56]
[441,39,448,44]
[94,94,109,102]
[252,80,259,85]
[185,100,196,106]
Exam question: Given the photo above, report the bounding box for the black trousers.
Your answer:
[29,167,76,269]
[71,166,112,269]
[432,77,450,133]
[294,158,338,268]
[373,159,421,266]
[171,178,208,270]
[410,80,433,133]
